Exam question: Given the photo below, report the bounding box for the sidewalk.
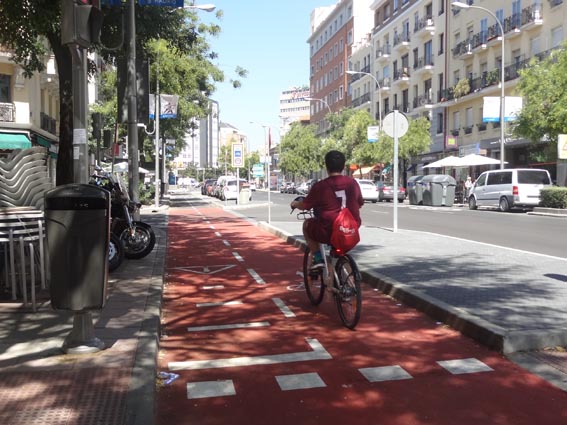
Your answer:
[0,189,566,424]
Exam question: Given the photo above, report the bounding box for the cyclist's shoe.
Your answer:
[310,252,325,271]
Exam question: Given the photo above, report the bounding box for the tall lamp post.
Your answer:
[452,2,505,170]
[346,70,382,130]
[250,121,271,223]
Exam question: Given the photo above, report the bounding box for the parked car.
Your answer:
[376,181,405,202]
[223,178,251,201]
[201,179,216,195]
[356,179,379,203]
[296,181,309,194]
[468,168,552,212]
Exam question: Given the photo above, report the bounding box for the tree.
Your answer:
[514,46,567,155]
[279,122,322,178]
[0,2,244,185]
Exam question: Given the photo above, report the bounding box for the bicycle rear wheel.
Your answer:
[303,248,325,305]
[334,255,362,329]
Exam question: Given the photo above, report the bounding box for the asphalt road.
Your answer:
[225,190,566,259]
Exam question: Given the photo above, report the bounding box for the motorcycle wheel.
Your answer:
[119,221,156,259]
[109,233,125,272]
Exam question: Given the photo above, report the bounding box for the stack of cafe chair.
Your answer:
[0,147,53,311]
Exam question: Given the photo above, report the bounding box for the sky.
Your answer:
[201,0,331,152]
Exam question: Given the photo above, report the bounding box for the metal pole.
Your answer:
[266,125,271,223]
[154,79,160,208]
[127,0,140,206]
[71,47,88,184]
[393,111,399,233]
[500,29,506,169]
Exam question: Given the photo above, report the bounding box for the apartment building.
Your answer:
[278,86,310,140]
[0,46,59,178]
[349,0,566,178]
[447,0,564,178]
[308,0,374,135]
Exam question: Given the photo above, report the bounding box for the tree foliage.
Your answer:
[278,122,323,178]
[515,46,567,147]
[0,1,245,185]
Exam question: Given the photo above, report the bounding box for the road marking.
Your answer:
[215,231,222,237]
[196,300,243,308]
[187,321,270,332]
[172,265,235,275]
[272,297,295,318]
[202,285,224,290]
[359,365,413,382]
[276,372,326,391]
[437,358,494,375]
[223,239,231,247]
[187,380,236,399]
[247,268,265,284]
[168,338,331,371]
[232,251,244,262]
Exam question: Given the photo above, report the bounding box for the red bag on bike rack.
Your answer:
[330,207,360,253]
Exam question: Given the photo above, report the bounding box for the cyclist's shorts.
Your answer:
[304,218,331,245]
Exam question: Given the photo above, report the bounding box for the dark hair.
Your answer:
[325,150,346,173]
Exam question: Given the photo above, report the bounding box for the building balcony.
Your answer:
[379,77,391,91]
[451,129,460,137]
[413,56,434,76]
[393,68,410,86]
[0,102,15,122]
[463,126,473,135]
[477,123,487,132]
[393,33,411,52]
[412,94,434,109]
[376,44,392,62]
[414,16,435,38]
[351,92,371,108]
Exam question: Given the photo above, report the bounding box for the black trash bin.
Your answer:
[407,175,425,205]
[45,184,111,311]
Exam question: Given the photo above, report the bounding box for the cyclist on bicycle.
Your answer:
[290,150,364,270]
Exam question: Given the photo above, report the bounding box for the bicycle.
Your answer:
[291,200,362,329]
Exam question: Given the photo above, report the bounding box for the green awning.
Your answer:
[0,133,32,150]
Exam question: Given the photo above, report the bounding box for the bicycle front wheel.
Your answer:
[334,255,362,329]
[303,248,325,305]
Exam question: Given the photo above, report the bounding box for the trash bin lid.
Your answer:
[45,184,110,210]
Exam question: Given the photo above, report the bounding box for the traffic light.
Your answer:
[61,0,104,48]
[103,129,112,148]
[91,112,102,140]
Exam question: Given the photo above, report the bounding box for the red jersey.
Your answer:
[302,175,364,232]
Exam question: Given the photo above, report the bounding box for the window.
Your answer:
[424,40,433,64]
[347,30,353,45]
[551,26,563,48]
[339,62,344,75]
[0,74,10,102]
[438,0,444,16]
[480,18,488,44]
[384,4,390,21]
[530,37,541,56]
[339,39,344,52]
[436,112,443,134]
[393,0,399,11]
[453,111,460,130]
[339,85,344,100]
[466,107,473,128]
[438,33,444,55]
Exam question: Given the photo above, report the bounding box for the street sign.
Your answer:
[252,163,264,177]
[383,111,409,138]
[559,134,567,160]
[367,126,380,143]
[232,143,244,168]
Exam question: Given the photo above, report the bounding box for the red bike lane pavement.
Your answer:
[155,205,567,425]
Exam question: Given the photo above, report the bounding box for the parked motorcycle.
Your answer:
[91,169,156,261]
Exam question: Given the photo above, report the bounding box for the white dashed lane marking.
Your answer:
[187,321,270,332]
[247,268,265,284]
[196,300,243,308]
[272,297,295,318]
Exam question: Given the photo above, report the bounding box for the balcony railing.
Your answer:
[477,123,487,132]
[393,68,410,82]
[463,126,473,135]
[351,92,371,108]
[393,32,410,48]
[0,102,15,122]
[376,44,392,59]
[412,94,433,109]
[413,56,434,71]
[452,4,543,57]
[414,16,435,34]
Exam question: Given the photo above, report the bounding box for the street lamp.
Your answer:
[250,121,271,223]
[185,3,215,12]
[346,70,382,130]
[452,2,506,170]
[305,97,332,133]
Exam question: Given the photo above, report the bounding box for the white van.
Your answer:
[468,168,552,212]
